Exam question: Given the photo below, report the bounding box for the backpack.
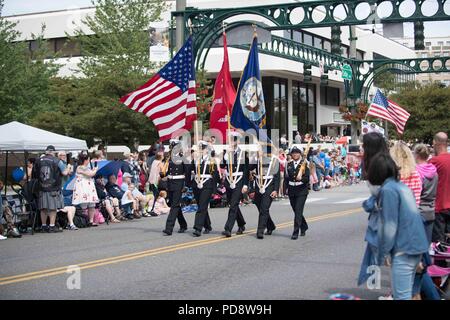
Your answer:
[36,157,61,192]
[73,211,89,228]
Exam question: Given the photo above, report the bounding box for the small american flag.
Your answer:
[120,36,196,142]
[367,89,410,134]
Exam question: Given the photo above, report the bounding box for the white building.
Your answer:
[389,34,450,87]
[5,0,416,143]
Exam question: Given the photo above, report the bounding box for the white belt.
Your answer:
[226,172,243,177]
[255,175,274,179]
[289,181,303,186]
[168,175,185,180]
[199,174,212,178]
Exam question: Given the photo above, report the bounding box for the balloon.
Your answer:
[12,167,25,182]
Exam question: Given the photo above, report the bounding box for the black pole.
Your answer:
[4,151,8,196]
[24,151,29,182]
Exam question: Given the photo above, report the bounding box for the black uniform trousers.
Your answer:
[224,181,246,232]
[193,186,213,232]
[289,192,308,235]
[165,188,187,232]
[254,187,276,234]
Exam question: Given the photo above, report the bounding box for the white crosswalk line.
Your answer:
[334,197,367,204]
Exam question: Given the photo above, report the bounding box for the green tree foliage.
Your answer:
[390,83,450,143]
[32,0,167,148]
[0,0,59,124]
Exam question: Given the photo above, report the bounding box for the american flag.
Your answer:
[119,36,196,142]
[367,89,410,134]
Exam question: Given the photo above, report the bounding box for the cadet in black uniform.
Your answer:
[162,139,190,236]
[191,141,219,237]
[221,132,249,238]
[251,146,280,239]
[284,146,310,240]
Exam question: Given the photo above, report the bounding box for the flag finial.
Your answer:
[252,23,257,36]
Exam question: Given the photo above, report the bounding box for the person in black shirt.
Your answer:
[284,146,310,240]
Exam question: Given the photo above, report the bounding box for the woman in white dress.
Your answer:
[72,153,100,227]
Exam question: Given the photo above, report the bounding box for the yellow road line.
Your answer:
[0,208,361,286]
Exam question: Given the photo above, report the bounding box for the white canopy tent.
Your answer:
[0,121,88,151]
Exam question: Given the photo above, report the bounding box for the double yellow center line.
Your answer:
[0,208,361,286]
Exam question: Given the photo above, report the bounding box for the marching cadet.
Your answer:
[191,141,220,237]
[284,146,310,240]
[161,139,190,236]
[221,131,249,238]
[251,144,280,239]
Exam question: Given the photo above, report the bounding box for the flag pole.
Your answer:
[223,22,234,185]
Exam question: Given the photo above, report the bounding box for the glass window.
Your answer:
[55,37,81,57]
[293,31,302,43]
[323,40,331,52]
[280,82,287,137]
[320,87,340,106]
[273,80,280,134]
[314,37,323,49]
[425,42,432,46]
[304,33,313,46]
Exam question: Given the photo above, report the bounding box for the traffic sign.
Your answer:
[341,64,353,80]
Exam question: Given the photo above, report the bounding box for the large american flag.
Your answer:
[120,36,196,142]
[367,89,410,134]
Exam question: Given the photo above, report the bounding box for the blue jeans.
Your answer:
[391,254,421,300]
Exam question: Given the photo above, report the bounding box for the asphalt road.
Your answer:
[0,183,392,300]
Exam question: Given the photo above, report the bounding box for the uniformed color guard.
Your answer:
[191,141,220,237]
[221,131,249,238]
[251,145,280,239]
[162,139,190,236]
[284,146,310,240]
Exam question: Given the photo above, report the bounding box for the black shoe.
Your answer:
[193,230,202,237]
[300,231,306,237]
[236,226,245,235]
[203,228,212,234]
[222,230,231,238]
[291,234,298,240]
[256,233,264,239]
[48,226,63,233]
[41,225,49,233]
[162,229,172,236]
[265,229,275,235]
[126,215,134,220]
[178,228,187,233]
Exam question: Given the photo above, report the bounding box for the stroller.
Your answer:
[210,184,227,208]
[428,242,450,299]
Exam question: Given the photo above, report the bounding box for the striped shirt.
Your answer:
[401,171,423,207]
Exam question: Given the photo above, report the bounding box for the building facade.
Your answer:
[5,0,417,143]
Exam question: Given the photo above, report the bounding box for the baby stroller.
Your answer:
[210,184,227,208]
[429,242,450,299]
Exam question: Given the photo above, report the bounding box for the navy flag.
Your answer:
[230,35,267,135]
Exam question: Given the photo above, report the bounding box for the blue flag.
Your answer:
[231,36,267,137]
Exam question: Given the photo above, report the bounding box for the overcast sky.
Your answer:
[2,0,450,37]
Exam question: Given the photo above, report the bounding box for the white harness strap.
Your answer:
[195,156,211,188]
[225,149,243,189]
[255,156,277,194]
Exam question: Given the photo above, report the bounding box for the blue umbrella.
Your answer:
[95,160,122,178]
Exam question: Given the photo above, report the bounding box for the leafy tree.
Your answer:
[0,0,58,124]
[390,83,450,143]
[33,0,168,148]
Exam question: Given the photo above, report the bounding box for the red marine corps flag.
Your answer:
[119,36,197,142]
[209,32,236,142]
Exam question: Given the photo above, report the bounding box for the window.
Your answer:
[314,36,323,49]
[304,33,313,46]
[438,41,444,46]
[323,40,331,52]
[263,77,288,138]
[293,31,302,43]
[425,42,432,46]
[356,50,365,61]
[320,87,340,106]
[55,37,81,57]
[292,81,316,135]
